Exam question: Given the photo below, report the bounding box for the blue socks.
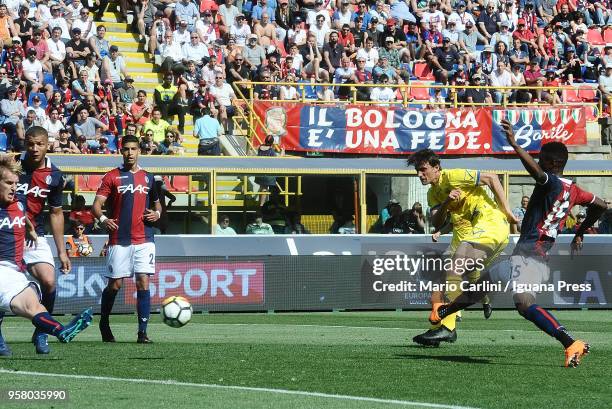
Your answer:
[41,290,57,314]
[137,290,150,333]
[522,304,574,348]
[31,312,63,338]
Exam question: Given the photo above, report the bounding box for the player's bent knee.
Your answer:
[11,287,46,319]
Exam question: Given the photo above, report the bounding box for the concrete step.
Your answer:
[103,22,130,33]
[101,12,123,23]
[123,52,153,63]
[124,62,156,72]
[110,41,142,52]
[105,32,139,42]
[131,73,163,83]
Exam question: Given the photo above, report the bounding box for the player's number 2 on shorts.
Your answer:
[149,253,154,265]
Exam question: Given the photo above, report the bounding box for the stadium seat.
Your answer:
[587,29,605,45]
[585,105,598,121]
[0,132,7,152]
[170,176,190,192]
[562,88,581,103]
[409,85,430,101]
[603,29,612,43]
[578,87,597,102]
[413,63,434,80]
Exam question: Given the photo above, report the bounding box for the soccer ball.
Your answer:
[160,296,192,328]
[77,243,93,257]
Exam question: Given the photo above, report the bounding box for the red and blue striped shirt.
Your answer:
[96,166,159,246]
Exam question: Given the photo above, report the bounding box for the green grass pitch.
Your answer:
[0,310,610,409]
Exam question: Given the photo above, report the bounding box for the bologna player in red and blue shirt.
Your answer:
[0,127,71,356]
[0,154,91,356]
[430,121,607,367]
[93,135,161,344]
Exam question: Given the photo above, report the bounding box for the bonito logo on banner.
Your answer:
[124,262,265,305]
[253,102,586,155]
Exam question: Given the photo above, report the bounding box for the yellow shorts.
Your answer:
[466,218,509,268]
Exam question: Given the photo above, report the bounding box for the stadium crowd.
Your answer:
[0,0,610,155]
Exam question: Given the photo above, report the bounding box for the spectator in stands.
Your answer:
[51,128,79,153]
[551,4,573,33]
[102,45,128,89]
[183,32,210,67]
[299,34,326,81]
[479,2,501,42]
[463,74,492,104]
[209,73,237,131]
[48,5,71,42]
[1,86,25,149]
[447,1,474,32]
[173,20,191,46]
[154,72,187,133]
[175,0,199,32]
[194,107,223,156]
[356,37,378,73]
[219,0,239,37]
[66,28,92,79]
[246,211,275,235]
[143,107,171,143]
[230,15,251,48]
[89,25,110,62]
[511,195,529,233]
[537,25,557,68]
[195,10,218,45]
[524,59,545,102]
[15,7,32,46]
[323,31,345,78]
[156,130,184,155]
[26,29,50,73]
[47,27,67,81]
[139,130,159,155]
[73,8,97,39]
[254,71,279,99]
[244,34,267,75]
[280,72,298,100]
[146,9,170,54]
[215,214,237,235]
[333,0,353,30]
[370,74,396,105]
[421,0,445,31]
[254,12,277,47]
[44,107,66,141]
[491,20,512,49]
[73,105,109,149]
[333,56,354,99]
[406,202,426,233]
[429,36,462,84]
[490,60,512,103]
[458,22,484,67]
[255,134,283,206]
[22,48,52,100]
[383,203,412,234]
[512,18,536,56]
[159,32,186,75]
[509,36,530,69]
[599,64,612,108]
[284,211,309,234]
[311,13,331,50]
[17,109,42,147]
[509,64,530,103]
[542,68,562,105]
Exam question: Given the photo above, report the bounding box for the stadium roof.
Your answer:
[49,155,612,174]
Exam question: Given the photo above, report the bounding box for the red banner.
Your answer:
[124,261,265,305]
[253,102,587,155]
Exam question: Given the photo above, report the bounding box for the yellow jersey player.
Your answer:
[408,149,517,346]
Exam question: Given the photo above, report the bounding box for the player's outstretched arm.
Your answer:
[571,197,608,256]
[50,207,71,274]
[479,172,519,224]
[501,119,547,184]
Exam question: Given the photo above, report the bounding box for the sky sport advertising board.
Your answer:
[253,102,586,155]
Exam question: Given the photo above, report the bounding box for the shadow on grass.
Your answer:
[394,353,492,364]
